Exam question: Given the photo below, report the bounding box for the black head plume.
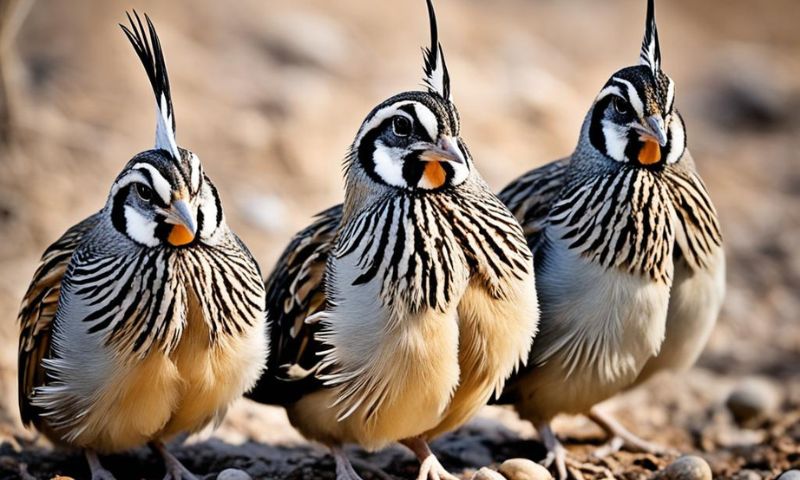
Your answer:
[120,11,180,160]
[422,0,452,101]
[639,0,661,77]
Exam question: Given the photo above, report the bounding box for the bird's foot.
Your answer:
[85,450,117,480]
[401,436,458,480]
[537,422,568,480]
[588,408,677,457]
[332,447,365,480]
[150,441,199,480]
[416,454,459,480]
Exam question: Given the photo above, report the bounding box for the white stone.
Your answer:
[498,458,553,480]
[471,467,506,480]
[217,468,252,480]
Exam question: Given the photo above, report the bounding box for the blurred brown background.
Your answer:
[0,0,798,478]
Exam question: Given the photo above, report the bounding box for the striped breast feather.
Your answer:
[176,232,266,341]
[441,184,534,300]
[332,193,465,313]
[336,187,531,305]
[53,231,264,362]
[498,158,571,252]
[246,205,341,405]
[59,245,185,359]
[18,214,102,426]
[663,167,723,271]
[548,167,676,284]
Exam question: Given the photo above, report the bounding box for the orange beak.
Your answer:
[637,114,668,165]
[638,139,662,165]
[165,199,197,246]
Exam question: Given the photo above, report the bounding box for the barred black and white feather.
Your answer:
[120,11,180,160]
[639,0,661,76]
[422,0,452,101]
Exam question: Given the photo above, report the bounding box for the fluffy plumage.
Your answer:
[17,13,267,480]
[247,2,538,479]
[496,1,724,478]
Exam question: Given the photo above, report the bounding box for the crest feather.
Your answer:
[421,0,452,101]
[120,11,180,160]
[639,0,661,75]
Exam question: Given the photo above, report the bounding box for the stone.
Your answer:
[725,377,781,424]
[471,467,507,480]
[656,456,712,480]
[498,458,553,480]
[217,468,252,480]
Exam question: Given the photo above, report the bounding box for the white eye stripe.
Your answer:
[190,153,202,193]
[131,163,172,204]
[113,171,150,193]
[413,103,439,140]
[611,77,645,117]
[665,115,685,164]
[595,85,623,103]
[355,101,440,145]
[355,102,417,145]
[665,78,676,112]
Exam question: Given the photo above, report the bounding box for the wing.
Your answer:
[497,158,571,252]
[17,214,101,426]
[246,204,342,405]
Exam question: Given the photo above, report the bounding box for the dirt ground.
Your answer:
[0,0,798,479]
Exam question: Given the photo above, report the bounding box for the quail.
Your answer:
[17,13,268,480]
[246,1,539,479]
[496,1,724,478]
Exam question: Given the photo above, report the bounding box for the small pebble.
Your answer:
[217,468,252,480]
[498,458,553,480]
[471,467,506,480]
[778,471,800,480]
[725,377,781,424]
[656,456,712,480]
[732,469,763,480]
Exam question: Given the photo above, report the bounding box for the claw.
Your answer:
[588,407,677,456]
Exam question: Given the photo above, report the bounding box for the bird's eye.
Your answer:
[392,116,412,137]
[135,183,153,202]
[612,97,630,116]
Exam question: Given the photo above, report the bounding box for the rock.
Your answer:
[498,458,553,480]
[217,468,252,480]
[655,456,712,480]
[778,471,800,480]
[725,377,781,424]
[472,467,506,480]
[732,470,763,480]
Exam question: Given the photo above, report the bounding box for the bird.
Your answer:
[496,0,724,478]
[245,1,539,479]
[16,12,268,480]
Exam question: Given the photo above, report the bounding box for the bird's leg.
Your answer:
[400,436,459,480]
[85,450,116,480]
[537,422,568,480]
[149,441,199,480]
[588,407,673,457]
[332,447,366,480]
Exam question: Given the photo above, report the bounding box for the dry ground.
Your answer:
[0,0,798,478]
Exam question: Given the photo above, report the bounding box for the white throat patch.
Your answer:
[124,205,159,247]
